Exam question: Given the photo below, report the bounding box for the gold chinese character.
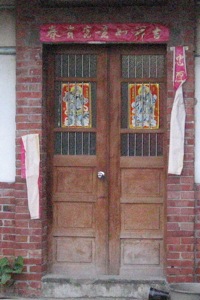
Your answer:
[96,25,109,39]
[176,54,184,66]
[115,29,128,37]
[152,27,161,40]
[134,26,147,40]
[66,25,75,39]
[83,25,92,39]
[175,71,185,82]
[47,25,60,40]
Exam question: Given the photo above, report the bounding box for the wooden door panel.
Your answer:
[54,167,95,193]
[121,204,162,231]
[53,166,97,199]
[53,156,98,202]
[55,202,94,229]
[121,168,164,198]
[120,168,164,203]
[122,240,161,265]
[121,206,163,238]
[53,193,95,237]
[56,237,95,263]
[120,239,164,277]
[53,237,96,276]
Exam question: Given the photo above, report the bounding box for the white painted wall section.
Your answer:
[195,13,200,183]
[0,55,16,182]
[0,10,15,46]
[0,9,16,182]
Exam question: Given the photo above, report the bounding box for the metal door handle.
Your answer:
[97,171,105,179]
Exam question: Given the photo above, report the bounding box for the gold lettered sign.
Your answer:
[40,23,169,43]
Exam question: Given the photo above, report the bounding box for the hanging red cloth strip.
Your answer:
[40,23,169,43]
[21,138,26,179]
[173,46,187,90]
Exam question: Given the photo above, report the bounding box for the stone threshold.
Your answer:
[42,275,168,299]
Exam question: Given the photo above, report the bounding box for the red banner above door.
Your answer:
[40,23,169,43]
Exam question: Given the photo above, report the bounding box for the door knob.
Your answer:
[97,171,105,179]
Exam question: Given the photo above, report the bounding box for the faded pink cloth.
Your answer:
[168,86,186,174]
[21,134,40,219]
[168,46,187,175]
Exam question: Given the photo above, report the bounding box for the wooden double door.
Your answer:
[47,44,166,278]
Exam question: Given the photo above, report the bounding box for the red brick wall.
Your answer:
[14,47,44,296]
[0,183,15,257]
[166,46,196,283]
[0,0,197,296]
[195,184,200,282]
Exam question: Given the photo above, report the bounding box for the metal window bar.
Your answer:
[141,133,144,156]
[75,54,77,77]
[134,56,137,78]
[127,133,130,156]
[74,132,77,154]
[134,133,137,156]
[88,132,91,155]
[89,55,91,77]
[148,133,151,156]
[128,55,130,78]
[60,132,62,155]
[67,132,70,154]
[82,55,84,77]
[81,132,84,154]
[149,56,151,78]
[156,55,158,78]
[61,55,63,77]
[67,55,70,77]
[155,133,158,156]
[142,56,144,78]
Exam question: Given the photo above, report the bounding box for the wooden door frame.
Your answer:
[44,43,167,276]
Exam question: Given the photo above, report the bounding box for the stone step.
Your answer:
[42,275,168,299]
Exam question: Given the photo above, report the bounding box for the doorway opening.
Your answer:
[45,44,167,278]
